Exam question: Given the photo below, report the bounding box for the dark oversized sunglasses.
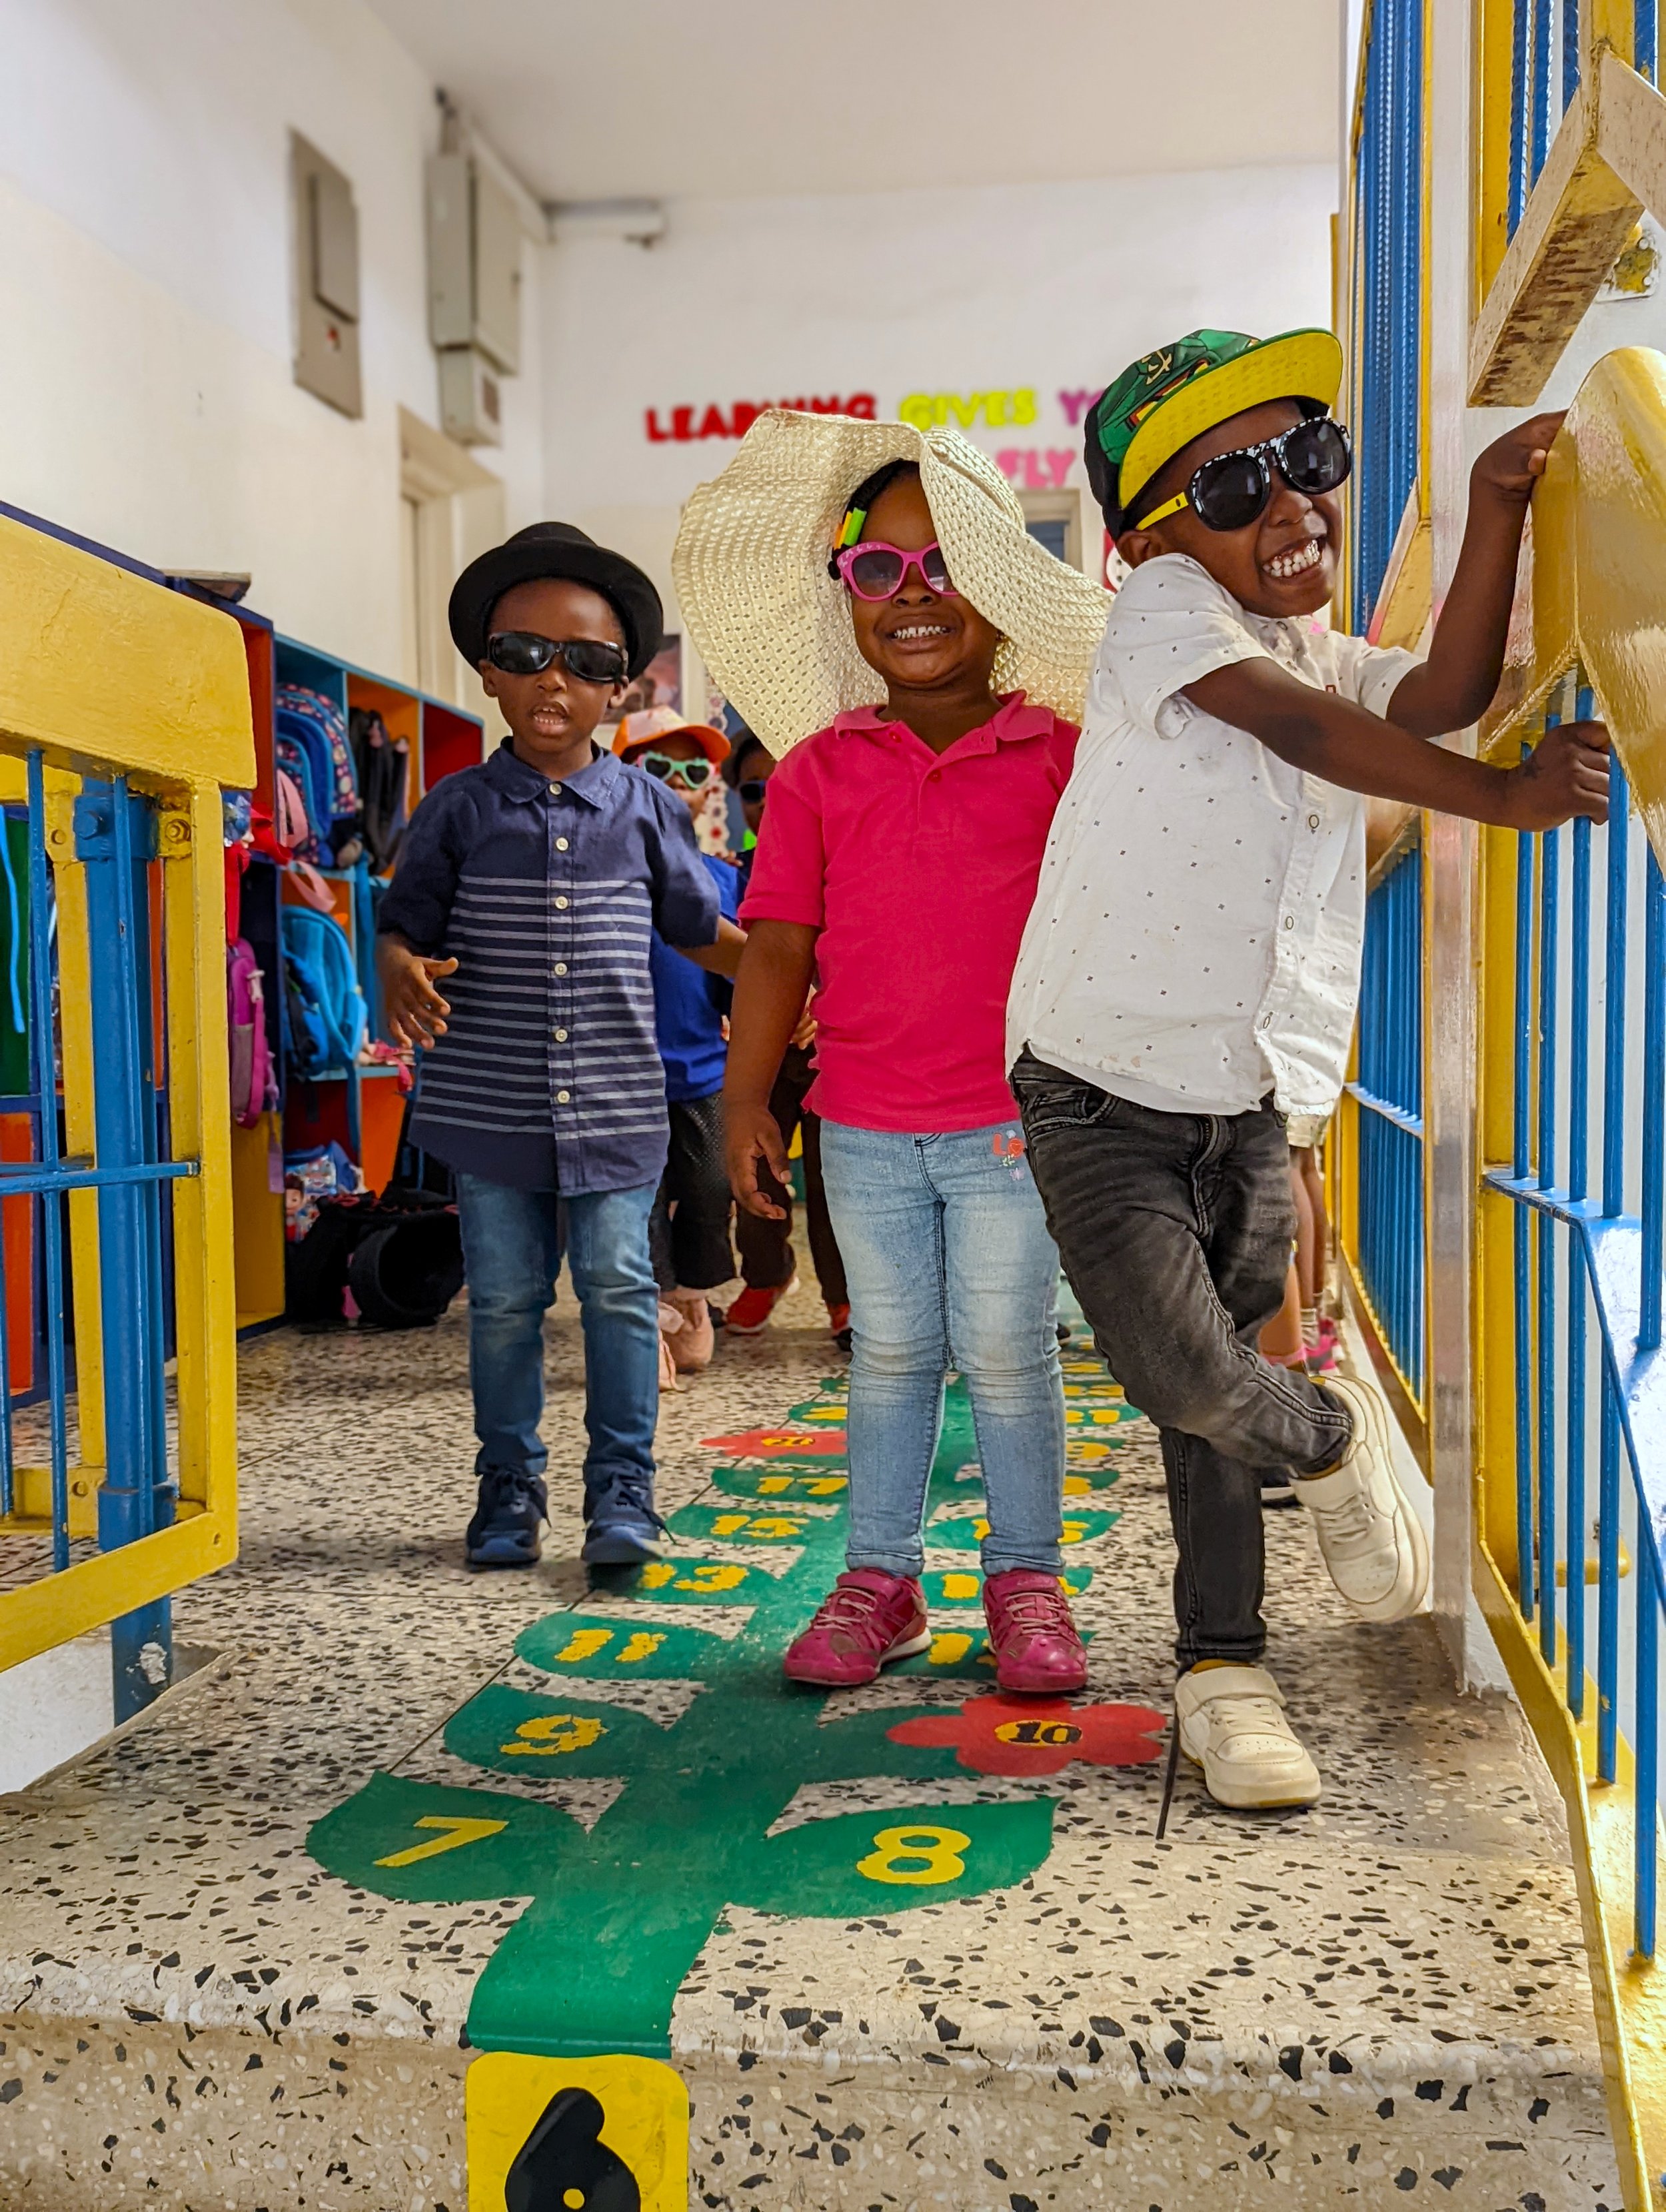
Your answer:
[486,631,628,686]
[1134,417,1352,534]
[736,778,768,805]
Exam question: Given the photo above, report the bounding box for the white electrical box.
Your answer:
[437,344,504,447]
[427,153,522,374]
[291,133,362,418]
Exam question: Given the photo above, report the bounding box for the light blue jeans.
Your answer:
[454,1173,660,1500]
[818,1119,1066,1580]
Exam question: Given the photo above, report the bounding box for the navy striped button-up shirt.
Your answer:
[378,740,720,1193]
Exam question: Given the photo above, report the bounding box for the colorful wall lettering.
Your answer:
[1056,387,1104,427]
[994,448,1076,490]
[644,394,876,442]
[897,389,1038,432]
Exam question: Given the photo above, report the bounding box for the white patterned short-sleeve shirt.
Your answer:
[1006,553,1422,1120]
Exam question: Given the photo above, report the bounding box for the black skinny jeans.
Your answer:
[649,1091,736,1293]
[1011,1050,1351,1669]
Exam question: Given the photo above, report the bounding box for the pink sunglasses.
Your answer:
[829,540,959,602]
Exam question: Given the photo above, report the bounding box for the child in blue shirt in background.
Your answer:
[614,710,743,1376]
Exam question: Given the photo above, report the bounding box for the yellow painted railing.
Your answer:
[0,511,251,1677]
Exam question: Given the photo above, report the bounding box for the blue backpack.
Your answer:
[281,907,369,1075]
[277,685,361,864]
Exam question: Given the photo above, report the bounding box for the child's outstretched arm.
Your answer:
[1186,659,1608,830]
[1385,412,1561,738]
[680,915,748,978]
[724,921,818,1220]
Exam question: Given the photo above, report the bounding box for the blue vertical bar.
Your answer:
[1537,817,1560,1656]
[1599,1375,1621,1781]
[1509,0,1533,232]
[1530,0,1555,181]
[1515,816,1537,1613]
[1638,0,1659,83]
[76,779,172,1721]
[1642,846,1666,1352]
[1603,753,1630,1217]
[25,754,69,1574]
[1567,797,1592,1710]
[1637,1560,1659,1957]
[1563,0,1581,107]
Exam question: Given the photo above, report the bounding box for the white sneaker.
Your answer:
[1294,1368,1429,1622]
[1175,1664,1321,1809]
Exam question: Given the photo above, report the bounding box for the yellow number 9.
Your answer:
[856,1824,971,1886]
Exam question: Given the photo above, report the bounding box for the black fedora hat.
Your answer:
[447,522,664,679]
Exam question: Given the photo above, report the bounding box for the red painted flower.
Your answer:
[888,1694,1166,1777]
[700,1426,846,1458]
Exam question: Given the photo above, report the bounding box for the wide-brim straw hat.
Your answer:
[672,410,1111,753]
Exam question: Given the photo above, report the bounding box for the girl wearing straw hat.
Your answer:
[674,410,1108,1694]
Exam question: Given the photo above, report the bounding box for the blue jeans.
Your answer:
[454,1173,660,1498]
[818,1119,1066,1580]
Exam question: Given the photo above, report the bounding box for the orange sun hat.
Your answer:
[610,706,730,766]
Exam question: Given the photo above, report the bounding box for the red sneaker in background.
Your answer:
[724,1275,798,1334]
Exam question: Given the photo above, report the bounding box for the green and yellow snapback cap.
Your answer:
[1085,327,1343,530]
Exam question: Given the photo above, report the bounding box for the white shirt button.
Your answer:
[555,896,569,909]
[548,782,560,796]
[1307,814,1320,830]
[556,1089,570,1104]
[556,837,570,851]
[554,962,568,976]
[554,1027,568,1041]
[1282,915,1295,929]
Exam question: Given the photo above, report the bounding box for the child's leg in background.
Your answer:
[654,1093,734,1371]
[1259,1261,1305,1366]
[933,1125,1065,1578]
[663,1093,736,1293]
[1294,1140,1331,1350]
[798,1108,848,1313]
[734,1059,807,1293]
[455,1171,562,1482]
[560,1180,662,1532]
[818,1123,948,1577]
[1011,1062,1351,1670]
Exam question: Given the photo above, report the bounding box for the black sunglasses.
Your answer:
[486,631,628,686]
[736,778,768,805]
[1134,418,1352,534]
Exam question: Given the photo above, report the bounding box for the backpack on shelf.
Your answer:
[227,938,279,1129]
[280,906,368,1077]
[349,707,410,873]
[277,684,363,866]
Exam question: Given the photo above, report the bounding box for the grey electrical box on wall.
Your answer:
[291,133,363,418]
[437,345,504,446]
[427,153,522,374]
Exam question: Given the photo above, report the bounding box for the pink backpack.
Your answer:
[228,938,279,1129]
[275,768,312,858]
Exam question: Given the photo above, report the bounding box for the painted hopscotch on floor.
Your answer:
[306,1339,1154,2197]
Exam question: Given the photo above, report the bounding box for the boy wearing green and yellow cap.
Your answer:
[1006,327,1608,1812]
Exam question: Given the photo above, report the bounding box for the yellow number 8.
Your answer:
[856,1824,971,1886]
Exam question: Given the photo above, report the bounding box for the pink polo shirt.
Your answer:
[740,693,1079,1131]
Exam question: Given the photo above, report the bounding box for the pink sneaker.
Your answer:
[783,1570,930,1687]
[983,1570,1088,1694]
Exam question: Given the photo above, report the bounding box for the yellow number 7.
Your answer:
[375,1815,508,1868]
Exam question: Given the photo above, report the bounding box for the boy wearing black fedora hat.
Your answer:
[377,524,744,1570]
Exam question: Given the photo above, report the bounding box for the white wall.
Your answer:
[539,165,1338,630]
[0,0,544,678]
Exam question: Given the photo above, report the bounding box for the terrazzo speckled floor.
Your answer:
[0,1277,1623,2209]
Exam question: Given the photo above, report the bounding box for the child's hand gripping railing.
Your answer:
[0,510,251,1721]
[1473,346,1666,2210]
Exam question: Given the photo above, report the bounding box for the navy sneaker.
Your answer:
[582,1471,666,1566]
[466,1468,548,1568]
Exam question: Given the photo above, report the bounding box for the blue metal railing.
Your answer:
[1348,840,1427,1398]
[1351,0,1424,630]
[1504,0,1657,245]
[1485,684,1666,1957]
[0,760,196,1720]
